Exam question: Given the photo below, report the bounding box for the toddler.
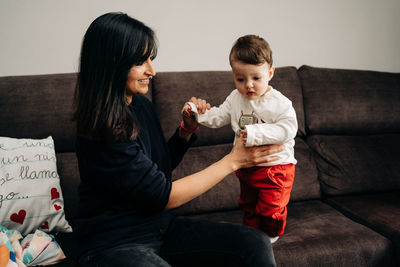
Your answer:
[184,35,297,243]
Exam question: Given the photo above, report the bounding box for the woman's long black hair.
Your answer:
[73,12,157,142]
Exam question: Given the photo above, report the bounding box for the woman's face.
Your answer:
[126,57,156,103]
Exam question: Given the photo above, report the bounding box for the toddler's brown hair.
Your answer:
[229,34,273,66]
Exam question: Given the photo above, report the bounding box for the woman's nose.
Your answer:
[145,58,156,77]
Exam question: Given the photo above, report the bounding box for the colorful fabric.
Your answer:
[0,136,72,236]
[0,225,65,266]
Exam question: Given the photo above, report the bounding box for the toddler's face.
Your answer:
[231,60,274,100]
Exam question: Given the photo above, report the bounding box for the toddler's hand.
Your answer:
[189,97,211,114]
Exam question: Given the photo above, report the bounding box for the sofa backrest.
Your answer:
[0,74,77,152]
[299,65,400,135]
[299,65,400,195]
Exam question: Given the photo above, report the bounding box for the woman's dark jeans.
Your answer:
[78,216,276,267]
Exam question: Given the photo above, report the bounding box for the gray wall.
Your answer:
[1,0,399,76]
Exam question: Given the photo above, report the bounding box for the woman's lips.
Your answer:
[138,79,150,84]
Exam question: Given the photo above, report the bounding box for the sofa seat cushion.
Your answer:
[307,134,400,196]
[325,191,400,265]
[189,200,396,267]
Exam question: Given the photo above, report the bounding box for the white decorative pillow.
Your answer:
[0,136,72,236]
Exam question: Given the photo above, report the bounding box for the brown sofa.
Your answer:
[0,65,399,266]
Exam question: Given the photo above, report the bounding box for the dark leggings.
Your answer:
[78,216,276,267]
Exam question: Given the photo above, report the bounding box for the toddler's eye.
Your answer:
[253,77,260,80]
[237,78,244,82]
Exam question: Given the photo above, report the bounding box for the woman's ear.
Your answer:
[268,65,275,81]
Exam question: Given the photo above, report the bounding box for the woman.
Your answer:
[73,12,281,267]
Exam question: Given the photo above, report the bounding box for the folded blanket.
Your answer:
[0,225,66,266]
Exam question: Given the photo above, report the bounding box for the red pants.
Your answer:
[235,164,295,237]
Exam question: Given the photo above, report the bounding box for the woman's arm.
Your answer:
[165,135,282,209]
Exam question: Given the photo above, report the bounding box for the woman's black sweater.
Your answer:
[74,94,196,255]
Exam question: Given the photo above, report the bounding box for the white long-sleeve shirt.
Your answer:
[188,87,297,166]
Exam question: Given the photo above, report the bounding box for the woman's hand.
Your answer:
[181,97,211,131]
[228,134,283,170]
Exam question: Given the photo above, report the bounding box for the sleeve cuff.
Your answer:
[173,126,197,149]
[244,125,256,147]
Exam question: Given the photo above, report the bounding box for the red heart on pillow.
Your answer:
[51,188,60,200]
[54,204,62,211]
[40,221,49,229]
[10,210,26,224]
